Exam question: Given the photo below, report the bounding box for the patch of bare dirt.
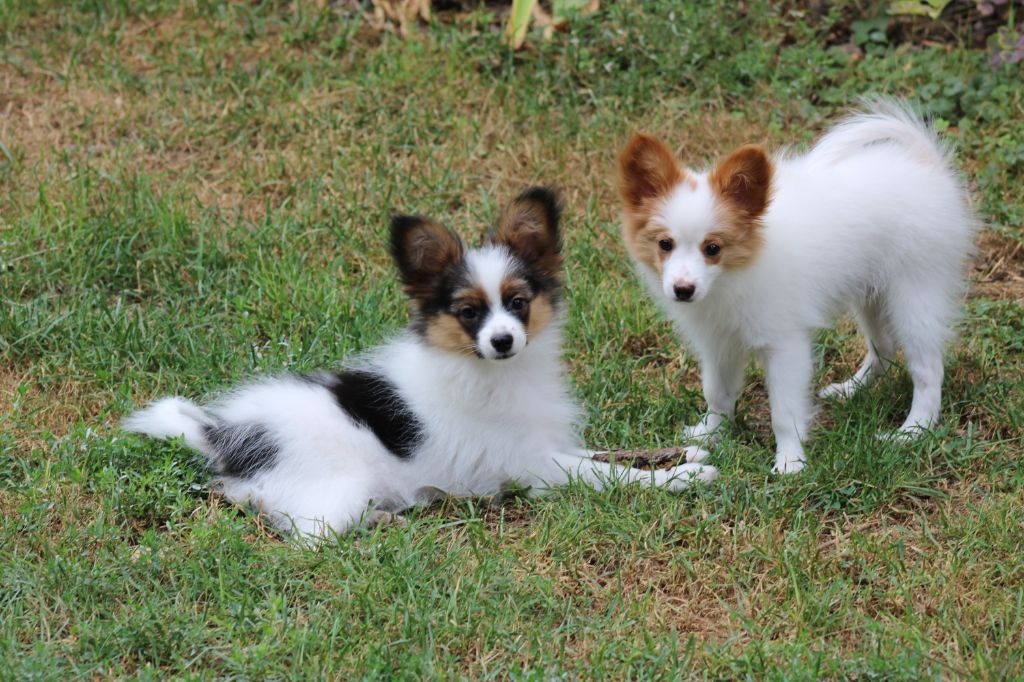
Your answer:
[971,230,1024,302]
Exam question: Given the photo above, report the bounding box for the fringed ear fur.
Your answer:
[617,134,686,212]
[709,144,773,219]
[390,215,465,298]
[491,186,563,277]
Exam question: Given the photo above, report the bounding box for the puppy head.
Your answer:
[390,187,563,360]
[618,135,772,303]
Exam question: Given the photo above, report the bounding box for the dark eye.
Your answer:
[703,243,721,257]
[458,306,477,321]
[658,239,674,252]
[509,297,528,311]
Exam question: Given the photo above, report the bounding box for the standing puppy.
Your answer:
[124,188,717,540]
[617,101,979,473]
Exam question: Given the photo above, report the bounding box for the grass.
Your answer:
[2,0,1023,677]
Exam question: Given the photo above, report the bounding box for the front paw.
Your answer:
[683,445,711,463]
[666,463,719,490]
[364,510,408,528]
[878,423,932,443]
[683,421,720,444]
[772,452,807,475]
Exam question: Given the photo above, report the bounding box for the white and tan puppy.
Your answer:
[617,101,979,473]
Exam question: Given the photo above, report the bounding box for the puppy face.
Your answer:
[618,135,772,303]
[390,187,563,360]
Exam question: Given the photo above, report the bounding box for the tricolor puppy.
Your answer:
[124,188,717,540]
[617,101,979,473]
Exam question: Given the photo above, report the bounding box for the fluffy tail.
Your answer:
[121,397,213,452]
[812,98,953,167]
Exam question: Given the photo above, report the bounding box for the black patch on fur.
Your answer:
[455,300,489,342]
[521,259,563,303]
[325,370,423,459]
[203,422,278,478]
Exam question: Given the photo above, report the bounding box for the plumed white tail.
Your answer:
[122,397,212,452]
[811,98,952,167]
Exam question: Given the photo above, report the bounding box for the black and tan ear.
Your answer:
[709,144,773,219]
[390,215,464,297]
[491,186,563,275]
[617,134,686,212]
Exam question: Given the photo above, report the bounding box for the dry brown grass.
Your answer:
[1,365,112,449]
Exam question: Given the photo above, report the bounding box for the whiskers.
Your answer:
[451,340,482,357]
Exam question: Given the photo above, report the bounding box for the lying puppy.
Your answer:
[124,187,718,539]
[617,101,979,473]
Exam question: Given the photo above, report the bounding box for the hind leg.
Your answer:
[819,299,895,401]
[895,342,944,435]
[291,477,378,541]
[885,286,953,436]
[228,473,374,544]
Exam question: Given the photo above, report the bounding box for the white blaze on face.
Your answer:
[466,247,528,360]
[656,179,723,303]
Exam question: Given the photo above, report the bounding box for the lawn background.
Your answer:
[2,0,1023,678]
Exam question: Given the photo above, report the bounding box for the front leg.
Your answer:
[763,335,814,474]
[525,451,718,495]
[682,342,747,459]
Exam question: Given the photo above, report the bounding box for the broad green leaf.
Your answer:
[889,0,953,20]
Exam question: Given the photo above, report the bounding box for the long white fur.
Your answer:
[635,101,979,473]
[125,244,718,541]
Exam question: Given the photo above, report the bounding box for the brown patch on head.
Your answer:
[617,135,688,273]
[390,215,465,300]
[492,187,563,283]
[424,314,477,356]
[526,293,555,338]
[702,213,763,270]
[624,222,674,276]
[707,144,773,270]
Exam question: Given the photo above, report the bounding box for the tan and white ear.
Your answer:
[709,144,773,219]
[617,134,685,212]
[492,186,562,276]
[390,215,464,297]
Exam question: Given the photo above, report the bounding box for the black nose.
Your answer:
[673,284,696,301]
[491,334,513,353]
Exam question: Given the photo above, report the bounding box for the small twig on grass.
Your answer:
[591,447,688,468]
